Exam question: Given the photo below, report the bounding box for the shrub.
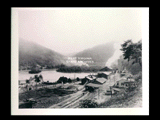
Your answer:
[133,71,142,82]
[26,79,30,84]
[57,77,68,84]
[79,100,98,108]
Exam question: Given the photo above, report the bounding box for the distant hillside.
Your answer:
[73,42,115,67]
[19,38,66,69]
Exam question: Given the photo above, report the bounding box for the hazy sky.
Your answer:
[18,8,142,56]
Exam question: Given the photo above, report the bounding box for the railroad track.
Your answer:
[49,84,110,108]
[63,92,90,108]
[49,88,86,108]
[66,92,98,108]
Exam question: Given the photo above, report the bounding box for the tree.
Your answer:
[35,75,40,82]
[68,78,72,83]
[57,76,68,84]
[34,75,41,97]
[26,79,30,84]
[76,77,80,81]
[120,40,142,66]
[79,100,98,108]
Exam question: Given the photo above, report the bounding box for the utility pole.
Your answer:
[114,74,115,84]
[35,80,37,98]
[74,73,76,84]
[110,86,112,97]
[61,81,63,88]
[129,76,131,91]
[97,89,99,99]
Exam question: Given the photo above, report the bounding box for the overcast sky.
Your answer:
[18,8,142,56]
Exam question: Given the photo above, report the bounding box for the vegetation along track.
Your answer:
[62,92,89,108]
[67,92,97,108]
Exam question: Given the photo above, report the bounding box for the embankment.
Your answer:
[98,81,142,108]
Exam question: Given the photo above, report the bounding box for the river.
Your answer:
[19,69,96,82]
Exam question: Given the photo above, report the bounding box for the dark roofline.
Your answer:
[85,83,102,88]
[96,77,107,80]
[124,81,137,83]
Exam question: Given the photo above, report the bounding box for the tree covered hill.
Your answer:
[73,42,115,67]
[19,38,66,69]
[19,39,116,70]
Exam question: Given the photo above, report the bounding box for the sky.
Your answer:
[18,8,142,53]
[18,8,142,66]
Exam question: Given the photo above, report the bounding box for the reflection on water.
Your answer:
[19,70,95,82]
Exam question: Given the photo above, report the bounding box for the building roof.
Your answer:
[98,71,112,75]
[77,76,85,79]
[127,78,135,82]
[117,77,136,83]
[112,88,124,92]
[36,64,41,67]
[124,81,137,83]
[117,78,127,83]
[86,76,94,81]
[125,73,133,77]
[102,71,112,75]
[85,83,102,88]
[88,75,96,79]
[96,78,107,83]
[92,76,97,79]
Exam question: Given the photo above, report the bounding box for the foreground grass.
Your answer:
[19,87,72,108]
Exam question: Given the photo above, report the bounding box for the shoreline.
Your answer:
[19,68,57,72]
[19,69,111,74]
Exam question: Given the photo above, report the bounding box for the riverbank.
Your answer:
[19,69,92,82]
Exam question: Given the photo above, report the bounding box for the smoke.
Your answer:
[105,42,122,68]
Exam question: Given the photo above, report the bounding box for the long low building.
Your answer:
[84,77,107,92]
[85,83,102,92]
[112,87,125,93]
[85,83,102,89]
[94,78,106,84]
[114,77,137,88]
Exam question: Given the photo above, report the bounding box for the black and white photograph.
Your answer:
[11,7,149,115]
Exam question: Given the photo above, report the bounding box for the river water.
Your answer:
[19,69,96,82]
